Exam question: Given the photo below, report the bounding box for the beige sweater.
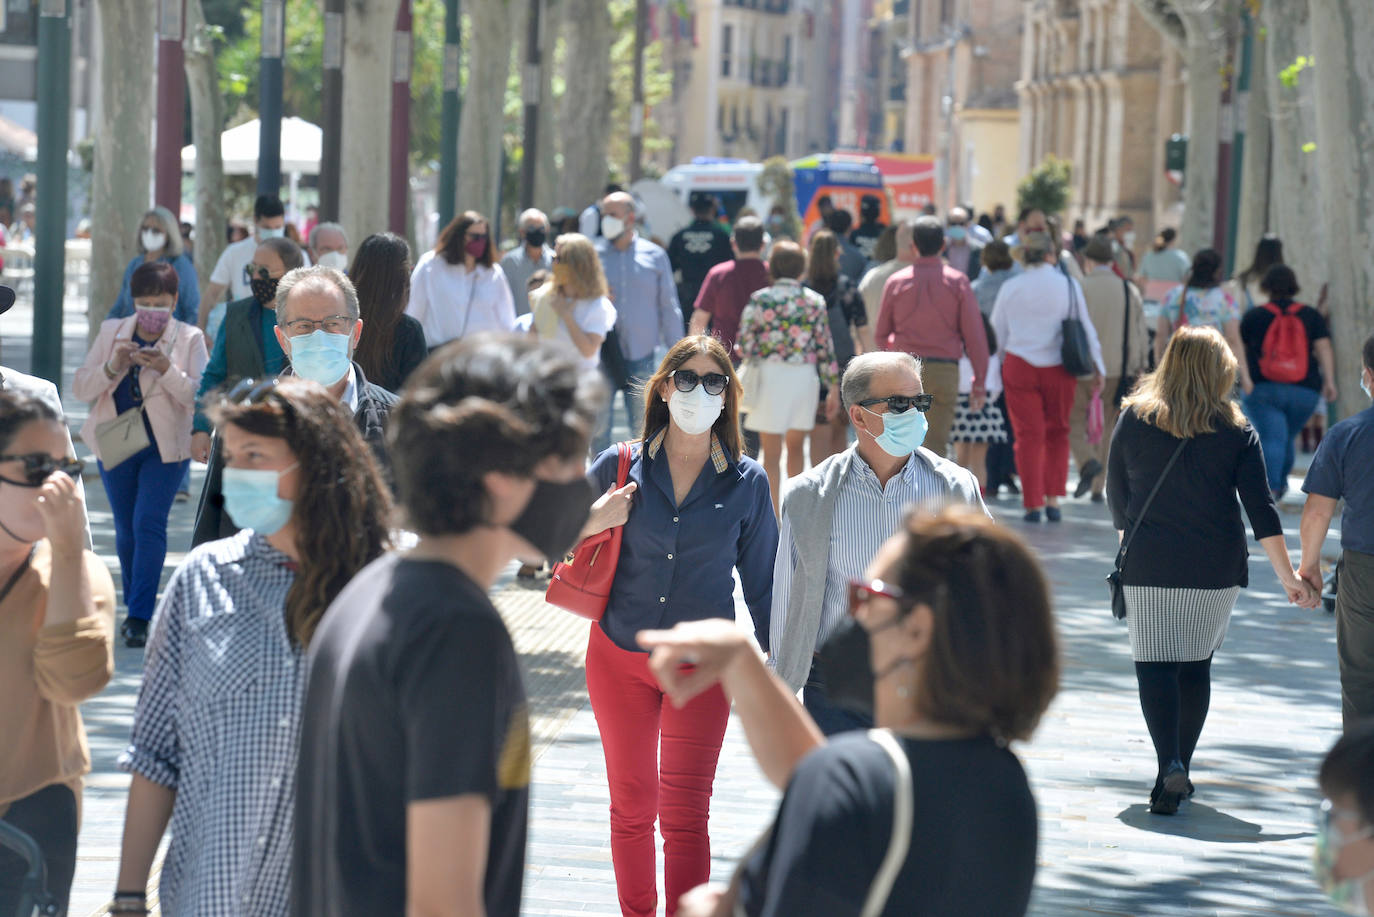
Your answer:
[0,541,115,812]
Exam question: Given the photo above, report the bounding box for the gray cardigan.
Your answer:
[771,444,985,693]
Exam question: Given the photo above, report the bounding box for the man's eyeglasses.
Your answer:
[671,369,729,397]
[857,393,933,415]
[280,315,355,337]
[0,454,85,487]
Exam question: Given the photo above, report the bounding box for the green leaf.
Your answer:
[1302,142,1317,154]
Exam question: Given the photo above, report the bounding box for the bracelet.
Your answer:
[104,361,118,379]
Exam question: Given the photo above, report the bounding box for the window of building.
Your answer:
[722,23,733,77]
[939,0,952,25]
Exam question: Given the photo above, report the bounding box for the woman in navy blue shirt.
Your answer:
[583,334,778,917]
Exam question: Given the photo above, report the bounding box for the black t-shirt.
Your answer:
[738,734,1037,917]
[850,221,887,262]
[293,555,530,917]
[1239,300,1330,390]
[668,219,734,314]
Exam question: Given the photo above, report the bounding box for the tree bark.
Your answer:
[1129,0,1187,51]
[1233,35,1269,272]
[1262,0,1324,295]
[184,0,225,299]
[459,0,522,222]
[89,0,155,341]
[1311,0,1374,416]
[557,0,612,214]
[340,0,403,251]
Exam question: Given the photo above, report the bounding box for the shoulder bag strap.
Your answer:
[1116,438,1187,569]
[616,441,632,488]
[1120,279,1132,376]
[861,729,913,917]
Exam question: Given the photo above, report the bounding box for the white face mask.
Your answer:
[1362,372,1372,401]
[141,229,167,252]
[317,250,349,271]
[1123,231,1137,249]
[601,215,626,241]
[258,226,285,241]
[667,386,723,436]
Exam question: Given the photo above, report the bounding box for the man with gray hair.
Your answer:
[191,265,399,546]
[500,208,554,316]
[769,350,987,735]
[307,221,350,271]
[858,219,913,327]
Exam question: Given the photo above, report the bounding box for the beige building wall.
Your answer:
[957,108,1020,214]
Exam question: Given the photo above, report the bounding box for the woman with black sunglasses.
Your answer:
[577,335,779,917]
[0,391,114,917]
[112,379,392,917]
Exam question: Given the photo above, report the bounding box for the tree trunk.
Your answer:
[1232,35,1269,272]
[89,0,155,340]
[184,0,225,299]
[1262,0,1324,294]
[459,0,521,222]
[557,0,612,213]
[340,0,403,250]
[535,0,560,209]
[1311,0,1374,416]
[1178,21,1223,254]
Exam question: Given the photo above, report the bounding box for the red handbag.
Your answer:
[544,442,632,621]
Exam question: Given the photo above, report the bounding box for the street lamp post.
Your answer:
[439,0,462,229]
[155,0,187,214]
[34,0,71,386]
[391,0,413,236]
[519,0,542,211]
[629,0,646,182]
[258,0,285,198]
[320,0,344,221]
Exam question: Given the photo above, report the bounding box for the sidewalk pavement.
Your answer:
[3,297,1348,915]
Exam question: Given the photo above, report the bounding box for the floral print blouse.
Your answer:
[1161,285,1240,332]
[737,279,841,388]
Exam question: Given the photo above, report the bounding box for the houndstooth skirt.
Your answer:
[1123,585,1242,662]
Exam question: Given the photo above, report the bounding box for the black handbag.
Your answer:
[1061,274,1097,377]
[599,327,629,391]
[1113,278,1138,406]
[1108,438,1187,619]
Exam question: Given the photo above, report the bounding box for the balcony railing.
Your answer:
[723,0,791,13]
[748,58,792,88]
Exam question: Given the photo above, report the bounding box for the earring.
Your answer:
[896,685,912,699]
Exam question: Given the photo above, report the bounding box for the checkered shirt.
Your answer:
[119,530,301,916]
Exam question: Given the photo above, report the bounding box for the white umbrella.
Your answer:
[181,116,323,176]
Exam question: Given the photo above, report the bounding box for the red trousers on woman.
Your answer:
[586,623,730,917]
[1002,353,1078,510]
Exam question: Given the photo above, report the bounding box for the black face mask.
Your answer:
[815,616,879,720]
[508,476,596,563]
[524,228,547,248]
[251,275,280,306]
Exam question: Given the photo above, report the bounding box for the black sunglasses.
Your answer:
[0,454,85,487]
[857,393,933,414]
[671,369,729,397]
[225,377,282,406]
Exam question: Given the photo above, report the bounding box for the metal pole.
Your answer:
[1223,11,1253,278]
[629,0,646,182]
[258,0,285,198]
[320,0,344,221]
[519,0,542,211]
[439,0,462,229]
[390,0,413,235]
[34,0,71,386]
[155,0,187,213]
[1212,27,1236,256]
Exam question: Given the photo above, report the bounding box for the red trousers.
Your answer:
[586,624,730,917]
[1002,353,1077,510]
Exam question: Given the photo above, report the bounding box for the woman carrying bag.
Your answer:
[1106,325,1318,816]
[73,261,207,648]
[579,335,778,917]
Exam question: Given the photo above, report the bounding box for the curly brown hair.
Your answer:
[211,379,393,646]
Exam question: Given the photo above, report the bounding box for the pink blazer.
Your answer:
[73,317,209,465]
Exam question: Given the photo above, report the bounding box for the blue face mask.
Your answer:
[222,463,298,535]
[947,226,967,242]
[288,329,353,386]
[863,405,928,458]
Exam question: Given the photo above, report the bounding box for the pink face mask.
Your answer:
[135,306,172,336]
[465,237,488,259]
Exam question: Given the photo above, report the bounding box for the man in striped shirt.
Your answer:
[769,351,988,734]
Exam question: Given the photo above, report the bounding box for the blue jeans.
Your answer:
[593,354,658,454]
[99,445,189,621]
[802,663,874,736]
[1244,382,1321,492]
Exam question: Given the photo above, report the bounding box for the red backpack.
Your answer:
[1258,302,1310,383]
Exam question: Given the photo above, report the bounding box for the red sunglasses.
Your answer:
[847,579,911,617]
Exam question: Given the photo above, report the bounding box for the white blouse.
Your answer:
[405,250,517,348]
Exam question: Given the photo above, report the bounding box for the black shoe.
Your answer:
[1091,492,1105,504]
[1023,510,1042,523]
[1004,478,1020,495]
[1045,506,1062,523]
[174,490,190,504]
[122,617,149,649]
[1074,459,1103,498]
[1149,763,1189,815]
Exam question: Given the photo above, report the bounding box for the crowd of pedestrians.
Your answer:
[0,180,1372,917]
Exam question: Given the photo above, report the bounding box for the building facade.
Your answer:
[660,0,833,166]
[1016,0,1184,238]
[902,0,1023,213]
